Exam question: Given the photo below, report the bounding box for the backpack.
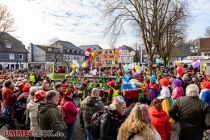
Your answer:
[91,109,107,139]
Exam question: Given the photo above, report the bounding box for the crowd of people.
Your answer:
[0,66,209,140]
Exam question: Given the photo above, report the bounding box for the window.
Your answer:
[19,54,23,60]
[59,49,63,53]
[48,48,52,52]
[9,53,14,59]
[6,42,12,48]
[54,49,58,53]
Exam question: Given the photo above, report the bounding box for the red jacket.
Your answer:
[1,87,17,106]
[60,98,79,125]
[149,106,171,140]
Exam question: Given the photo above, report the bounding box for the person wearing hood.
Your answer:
[171,79,184,100]
[149,99,171,140]
[27,90,46,140]
[158,78,173,115]
[80,88,105,140]
[60,89,80,140]
[37,90,66,140]
[200,81,210,105]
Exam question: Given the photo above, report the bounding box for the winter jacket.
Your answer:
[172,87,184,99]
[17,92,29,109]
[169,96,209,140]
[80,96,105,128]
[149,106,171,140]
[60,98,80,125]
[37,102,66,140]
[200,89,210,105]
[100,109,125,140]
[27,100,41,136]
[1,87,16,106]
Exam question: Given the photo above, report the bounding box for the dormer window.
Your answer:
[6,41,12,48]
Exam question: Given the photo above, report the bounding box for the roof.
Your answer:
[79,44,102,50]
[0,32,28,53]
[32,44,48,51]
[199,38,210,52]
[52,40,84,51]
[120,45,134,52]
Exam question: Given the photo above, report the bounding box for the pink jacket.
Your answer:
[60,98,80,125]
[172,87,184,99]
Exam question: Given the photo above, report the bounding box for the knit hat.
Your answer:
[33,90,46,102]
[23,86,30,93]
[173,79,182,87]
[200,81,210,89]
[160,78,169,87]
[150,76,156,83]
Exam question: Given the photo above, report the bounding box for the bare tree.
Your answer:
[48,37,60,45]
[104,0,187,74]
[205,26,210,37]
[0,4,14,32]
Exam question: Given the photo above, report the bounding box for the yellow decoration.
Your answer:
[82,61,87,68]
[71,64,76,70]
[91,52,95,56]
[93,50,97,54]
[134,65,140,71]
[29,74,35,82]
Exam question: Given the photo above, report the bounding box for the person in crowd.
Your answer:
[171,79,184,100]
[181,74,190,95]
[1,80,16,126]
[100,96,126,140]
[107,80,120,104]
[149,99,171,140]
[157,78,173,115]
[80,88,105,140]
[27,90,46,140]
[60,89,80,140]
[117,103,162,140]
[41,80,50,92]
[54,82,64,104]
[169,84,209,140]
[200,81,210,105]
[16,85,30,124]
[145,76,158,104]
[37,90,66,140]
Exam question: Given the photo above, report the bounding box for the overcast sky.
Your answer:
[1,0,210,48]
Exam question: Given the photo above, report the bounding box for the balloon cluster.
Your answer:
[82,47,97,68]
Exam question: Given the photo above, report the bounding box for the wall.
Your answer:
[0,52,27,62]
[33,45,46,62]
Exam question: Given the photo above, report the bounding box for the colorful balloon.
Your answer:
[85,51,90,56]
[86,48,91,52]
[123,64,129,71]
[92,47,96,51]
[71,64,76,70]
[82,61,87,68]
[134,65,140,71]
[192,60,200,69]
[91,52,95,56]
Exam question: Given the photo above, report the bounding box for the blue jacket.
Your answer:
[200,89,210,105]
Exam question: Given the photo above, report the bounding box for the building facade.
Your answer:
[28,41,84,66]
[0,32,28,69]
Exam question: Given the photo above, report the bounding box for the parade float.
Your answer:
[46,62,68,81]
